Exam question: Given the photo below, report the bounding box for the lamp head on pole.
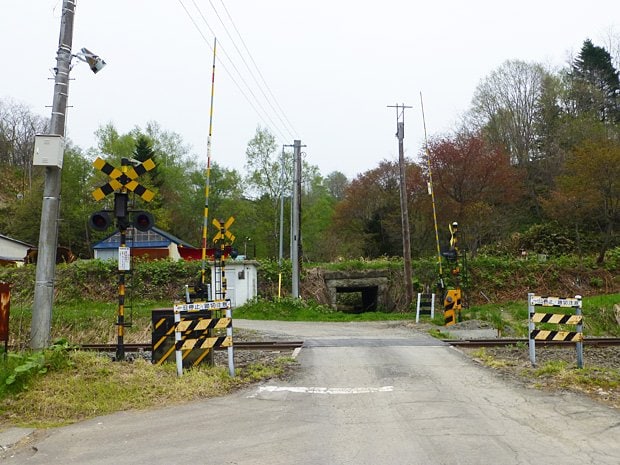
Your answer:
[74,47,107,74]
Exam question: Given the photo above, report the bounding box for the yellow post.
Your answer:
[278,272,282,299]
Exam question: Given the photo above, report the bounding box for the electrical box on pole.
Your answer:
[33,135,65,168]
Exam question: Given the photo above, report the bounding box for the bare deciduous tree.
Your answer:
[470,60,547,167]
[0,98,49,192]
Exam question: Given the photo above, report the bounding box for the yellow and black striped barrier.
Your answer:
[528,293,583,368]
[443,289,461,326]
[151,301,234,375]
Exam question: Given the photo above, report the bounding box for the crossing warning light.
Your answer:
[441,248,458,261]
[133,211,154,232]
[89,211,112,231]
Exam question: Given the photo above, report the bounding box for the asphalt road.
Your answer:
[4,321,620,464]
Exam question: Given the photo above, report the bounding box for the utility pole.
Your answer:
[290,140,304,298]
[31,0,76,349]
[388,104,414,310]
[278,146,285,266]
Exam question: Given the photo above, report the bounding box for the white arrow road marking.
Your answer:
[248,385,394,397]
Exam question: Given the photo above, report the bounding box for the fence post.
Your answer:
[174,306,183,377]
[226,303,235,377]
[415,293,421,323]
[575,295,583,369]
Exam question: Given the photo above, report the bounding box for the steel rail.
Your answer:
[443,337,620,347]
[79,341,304,352]
[73,338,620,352]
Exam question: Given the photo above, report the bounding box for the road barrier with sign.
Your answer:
[152,300,234,376]
[528,293,584,368]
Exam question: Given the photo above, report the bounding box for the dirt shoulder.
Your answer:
[408,319,620,410]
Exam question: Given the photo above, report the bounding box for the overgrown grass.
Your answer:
[471,348,516,369]
[7,300,172,348]
[462,293,620,338]
[529,360,620,394]
[6,293,618,349]
[0,339,75,399]
[0,348,296,428]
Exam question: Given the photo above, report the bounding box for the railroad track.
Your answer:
[444,337,620,348]
[80,341,304,352]
[79,338,620,352]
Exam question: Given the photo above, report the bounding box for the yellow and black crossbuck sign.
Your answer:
[212,216,235,243]
[92,157,156,202]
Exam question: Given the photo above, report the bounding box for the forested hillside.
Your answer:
[1,39,618,264]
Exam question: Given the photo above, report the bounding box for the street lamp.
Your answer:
[74,47,106,74]
[31,0,106,349]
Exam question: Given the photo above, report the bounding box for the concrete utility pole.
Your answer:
[290,140,304,298]
[388,104,414,310]
[31,0,76,349]
[278,146,285,266]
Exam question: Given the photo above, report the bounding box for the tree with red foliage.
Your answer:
[333,160,426,258]
[426,131,525,254]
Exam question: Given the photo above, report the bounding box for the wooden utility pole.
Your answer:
[32,0,76,349]
[388,104,414,309]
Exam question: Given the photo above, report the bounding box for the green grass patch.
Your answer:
[8,300,173,348]
[0,339,75,399]
[534,360,568,376]
[234,297,416,322]
[470,348,514,368]
[527,361,620,394]
[428,328,452,339]
[462,293,620,338]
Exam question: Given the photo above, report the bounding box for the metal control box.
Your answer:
[33,134,65,168]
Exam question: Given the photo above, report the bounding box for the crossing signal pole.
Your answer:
[442,221,463,326]
[90,156,156,360]
[388,104,414,310]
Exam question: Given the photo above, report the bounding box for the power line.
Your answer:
[180,0,285,140]
[206,0,296,140]
[188,0,278,130]
[177,0,294,142]
[214,0,298,138]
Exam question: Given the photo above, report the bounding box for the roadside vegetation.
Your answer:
[0,343,294,428]
[1,281,618,427]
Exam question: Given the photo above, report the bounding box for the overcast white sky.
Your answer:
[2,1,619,179]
